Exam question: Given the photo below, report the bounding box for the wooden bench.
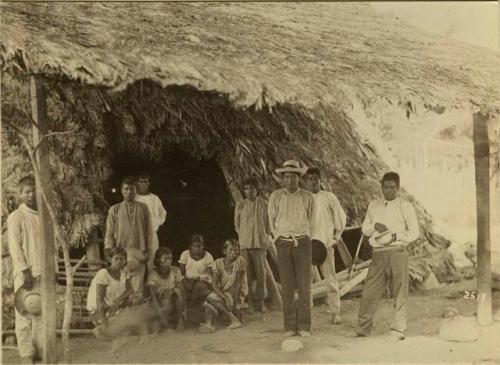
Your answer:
[57,258,105,329]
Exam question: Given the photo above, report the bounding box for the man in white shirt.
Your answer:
[356,172,419,340]
[135,175,167,271]
[7,176,42,364]
[305,167,346,325]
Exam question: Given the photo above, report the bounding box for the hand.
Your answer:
[23,269,34,290]
[329,237,339,247]
[374,223,388,233]
[108,301,120,315]
[141,251,149,263]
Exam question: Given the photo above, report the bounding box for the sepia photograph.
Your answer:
[1,1,499,364]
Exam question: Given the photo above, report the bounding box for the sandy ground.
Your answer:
[3,279,499,364]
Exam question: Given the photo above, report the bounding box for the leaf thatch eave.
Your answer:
[1,2,499,115]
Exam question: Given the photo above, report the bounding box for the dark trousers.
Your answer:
[357,249,409,335]
[275,235,312,332]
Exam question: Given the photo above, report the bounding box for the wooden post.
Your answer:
[31,75,58,363]
[473,111,492,326]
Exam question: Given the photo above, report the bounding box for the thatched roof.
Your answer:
[1,3,461,286]
[1,2,499,113]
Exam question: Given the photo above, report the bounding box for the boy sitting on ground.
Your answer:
[199,240,247,333]
[179,234,215,309]
[147,247,187,331]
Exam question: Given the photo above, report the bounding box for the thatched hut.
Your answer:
[1,2,499,298]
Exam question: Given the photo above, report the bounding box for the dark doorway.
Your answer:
[104,148,236,261]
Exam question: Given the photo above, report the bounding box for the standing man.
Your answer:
[305,167,346,325]
[105,176,154,294]
[234,177,270,313]
[135,174,167,271]
[356,172,419,340]
[268,160,314,338]
[7,176,42,364]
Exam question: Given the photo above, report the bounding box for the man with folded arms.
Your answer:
[268,160,314,338]
[356,172,419,340]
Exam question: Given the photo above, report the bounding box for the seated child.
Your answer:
[199,240,248,333]
[87,247,140,326]
[179,234,214,307]
[147,247,186,330]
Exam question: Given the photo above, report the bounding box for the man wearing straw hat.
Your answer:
[105,176,154,295]
[7,176,43,363]
[305,167,346,325]
[356,172,419,340]
[268,160,314,338]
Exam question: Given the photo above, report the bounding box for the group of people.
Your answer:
[7,158,419,363]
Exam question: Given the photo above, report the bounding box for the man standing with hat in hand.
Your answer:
[105,176,154,295]
[305,167,346,325]
[7,176,43,364]
[356,172,419,340]
[268,160,314,338]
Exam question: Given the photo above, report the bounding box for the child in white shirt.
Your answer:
[178,234,214,306]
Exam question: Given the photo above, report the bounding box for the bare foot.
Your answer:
[227,320,242,329]
[283,330,296,338]
[331,314,341,324]
[199,323,215,333]
[298,330,311,338]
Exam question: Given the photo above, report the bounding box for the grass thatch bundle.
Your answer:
[2,2,497,289]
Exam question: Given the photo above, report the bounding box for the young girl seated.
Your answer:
[87,247,139,325]
[147,247,186,330]
[179,234,214,307]
[199,240,248,333]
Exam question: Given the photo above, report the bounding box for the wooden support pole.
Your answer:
[473,112,492,326]
[31,75,58,363]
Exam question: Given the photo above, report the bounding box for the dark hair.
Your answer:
[121,176,137,188]
[190,234,205,246]
[153,247,173,268]
[305,167,321,178]
[381,172,400,186]
[109,247,127,260]
[137,174,150,181]
[19,176,36,189]
[242,177,258,189]
[223,239,239,255]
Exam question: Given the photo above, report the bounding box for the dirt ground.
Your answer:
[3,279,499,364]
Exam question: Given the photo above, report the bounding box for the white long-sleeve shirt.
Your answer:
[362,197,419,249]
[135,193,167,232]
[310,190,346,246]
[7,204,42,278]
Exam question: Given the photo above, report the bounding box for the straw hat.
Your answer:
[311,240,327,266]
[14,284,42,317]
[275,160,307,176]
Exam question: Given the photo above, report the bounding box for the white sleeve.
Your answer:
[397,201,420,244]
[178,250,188,265]
[7,213,29,275]
[155,195,167,228]
[361,201,376,237]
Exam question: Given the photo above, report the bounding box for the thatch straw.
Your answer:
[0,3,461,285]
[1,2,498,113]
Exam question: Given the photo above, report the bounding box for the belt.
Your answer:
[279,234,307,247]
